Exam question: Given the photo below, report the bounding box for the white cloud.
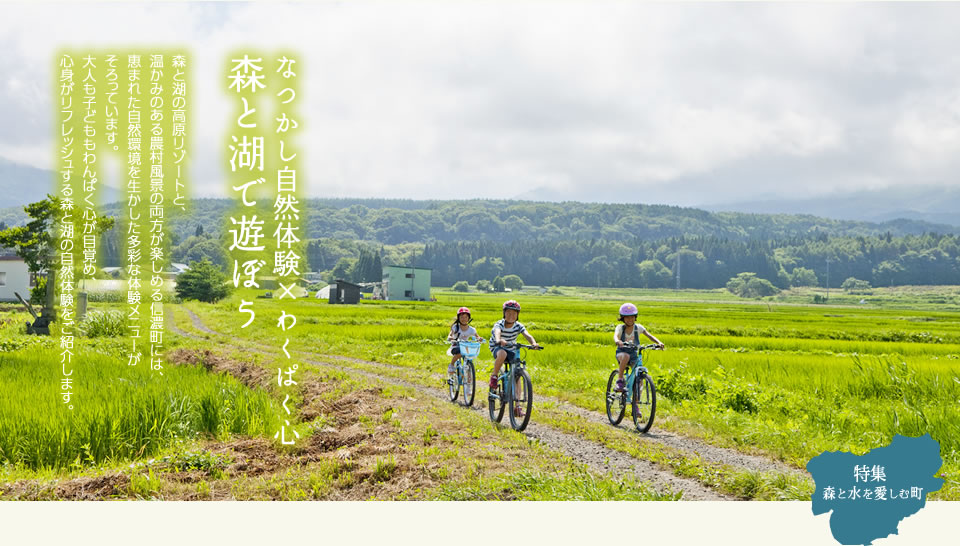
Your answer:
[1,1,960,207]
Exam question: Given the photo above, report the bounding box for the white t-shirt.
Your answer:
[615,323,647,344]
[450,324,479,341]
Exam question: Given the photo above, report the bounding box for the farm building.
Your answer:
[315,284,331,299]
[328,279,362,304]
[0,253,32,303]
[382,266,431,301]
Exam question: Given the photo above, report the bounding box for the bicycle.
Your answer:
[605,343,661,433]
[488,343,543,431]
[447,339,482,407]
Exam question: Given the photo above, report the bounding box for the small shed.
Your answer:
[329,279,362,304]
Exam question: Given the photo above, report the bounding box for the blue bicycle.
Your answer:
[605,343,661,433]
[448,339,482,407]
[488,343,543,431]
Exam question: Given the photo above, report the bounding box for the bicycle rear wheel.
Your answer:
[632,373,657,433]
[488,374,506,423]
[462,360,476,407]
[448,360,460,402]
[508,368,533,432]
[605,370,626,425]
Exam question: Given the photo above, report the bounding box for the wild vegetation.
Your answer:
[0,349,279,470]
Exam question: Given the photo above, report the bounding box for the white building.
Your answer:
[0,255,32,303]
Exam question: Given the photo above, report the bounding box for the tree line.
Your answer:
[98,223,960,289]
[67,198,958,246]
[417,233,960,289]
[11,196,958,289]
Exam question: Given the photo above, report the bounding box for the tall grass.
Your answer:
[0,350,279,469]
[77,310,126,338]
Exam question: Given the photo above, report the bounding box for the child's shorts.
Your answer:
[616,347,639,365]
[491,346,518,363]
[450,345,462,356]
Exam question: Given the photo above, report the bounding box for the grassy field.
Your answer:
[2,284,957,500]
[0,319,668,500]
[177,285,960,499]
[0,349,280,469]
[0,300,681,500]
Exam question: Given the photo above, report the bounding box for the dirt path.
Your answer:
[169,306,806,498]
[176,307,805,477]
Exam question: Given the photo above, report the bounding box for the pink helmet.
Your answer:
[503,300,521,312]
[457,306,471,316]
[619,303,638,317]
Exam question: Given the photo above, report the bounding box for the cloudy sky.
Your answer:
[2,1,960,208]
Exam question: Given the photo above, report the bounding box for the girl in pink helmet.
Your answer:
[614,302,664,392]
[447,307,479,379]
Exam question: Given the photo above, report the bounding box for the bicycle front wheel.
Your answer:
[508,368,533,432]
[448,361,460,403]
[605,370,626,425]
[632,373,657,433]
[489,374,506,423]
[462,360,476,407]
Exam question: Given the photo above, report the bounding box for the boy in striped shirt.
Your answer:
[489,299,540,391]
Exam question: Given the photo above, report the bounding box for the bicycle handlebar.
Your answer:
[620,343,663,351]
[503,343,544,350]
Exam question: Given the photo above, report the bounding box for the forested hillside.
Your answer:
[4,198,959,289]
[113,198,960,243]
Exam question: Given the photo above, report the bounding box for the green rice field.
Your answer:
[180,286,960,498]
[0,349,279,470]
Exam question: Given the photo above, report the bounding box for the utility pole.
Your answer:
[826,258,831,301]
[675,251,681,290]
[410,249,417,300]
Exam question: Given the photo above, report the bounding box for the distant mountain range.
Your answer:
[700,186,960,227]
[0,158,119,209]
[0,158,56,207]
[2,158,957,233]
[512,183,959,228]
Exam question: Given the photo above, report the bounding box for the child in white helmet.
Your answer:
[614,302,664,392]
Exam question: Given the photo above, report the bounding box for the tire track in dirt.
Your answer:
[308,352,729,499]
[168,311,724,498]
[172,307,811,498]
[180,307,800,476]
[175,307,806,477]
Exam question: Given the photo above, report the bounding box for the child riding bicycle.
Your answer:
[489,300,540,396]
[614,303,664,392]
[448,307,480,381]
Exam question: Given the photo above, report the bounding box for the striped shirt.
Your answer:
[490,319,526,350]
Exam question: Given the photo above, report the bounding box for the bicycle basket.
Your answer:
[459,340,482,359]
